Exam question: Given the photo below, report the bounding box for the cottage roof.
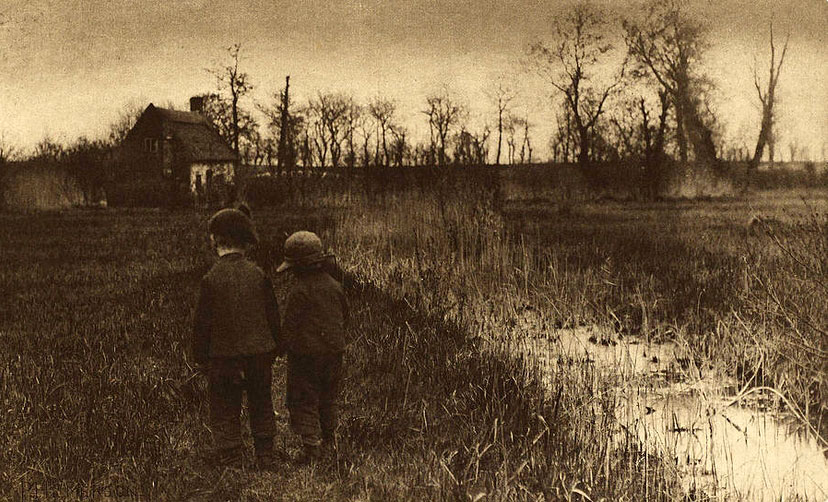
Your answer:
[142,104,236,163]
[155,107,207,125]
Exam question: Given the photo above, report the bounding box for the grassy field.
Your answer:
[0,176,825,500]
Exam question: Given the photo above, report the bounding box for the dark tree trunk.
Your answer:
[577,126,590,168]
[496,107,503,165]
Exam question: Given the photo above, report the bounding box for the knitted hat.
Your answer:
[277,231,330,272]
[208,208,258,246]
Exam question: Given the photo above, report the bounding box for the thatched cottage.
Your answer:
[121,97,236,198]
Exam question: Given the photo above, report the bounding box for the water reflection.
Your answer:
[510,317,828,501]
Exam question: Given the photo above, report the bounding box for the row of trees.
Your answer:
[530,0,792,180]
[196,46,512,171]
[1,1,810,186]
[188,0,797,182]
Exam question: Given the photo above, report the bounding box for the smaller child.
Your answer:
[277,231,348,463]
[192,208,281,470]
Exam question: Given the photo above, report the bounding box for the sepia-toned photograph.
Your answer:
[1,0,826,500]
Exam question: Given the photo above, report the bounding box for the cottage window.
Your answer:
[143,138,159,153]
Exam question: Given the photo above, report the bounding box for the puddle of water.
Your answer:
[504,311,828,501]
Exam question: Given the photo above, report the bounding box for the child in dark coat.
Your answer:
[192,208,281,470]
[277,231,348,463]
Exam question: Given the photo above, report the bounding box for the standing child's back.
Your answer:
[192,208,281,470]
[277,231,348,463]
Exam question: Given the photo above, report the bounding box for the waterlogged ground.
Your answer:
[508,309,828,500]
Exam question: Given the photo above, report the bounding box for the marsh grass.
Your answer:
[331,175,826,496]
[0,203,676,501]
[1,170,824,500]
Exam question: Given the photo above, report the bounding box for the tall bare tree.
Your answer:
[276,76,297,171]
[207,43,253,163]
[484,77,517,165]
[529,4,626,169]
[358,114,375,168]
[519,116,532,164]
[261,76,304,172]
[200,92,259,164]
[423,90,467,166]
[344,100,362,169]
[307,92,352,168]
[368,97,396,167]
[623,0,717,165]
[749,21,789,173]
[503,112,521,165]
[305,103,327,168]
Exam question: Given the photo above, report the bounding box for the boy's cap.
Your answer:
[277,231,330,272]
[208,208,258,246]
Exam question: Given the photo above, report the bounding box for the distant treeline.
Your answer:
[2,154,825,211]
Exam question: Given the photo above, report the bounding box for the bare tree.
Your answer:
[609,98,639,159]
[624,0,717,166]
[423,90,467,166]
[200,92,259,165]
[358,113,374,168]
[324,93,352,169]
[389,125,409,167]
[503,112,521,165]
[478,126,492,165]
[519,117,532,164]
[549,103,576,163]
[107,101,145,146]
[307,92,352,168]
[344,100,362,169]
[260,76,304,172]
[242,127,273,168]
[305,103,327,168]
[277,75,293,171]
[787,138,801,163]
[529,4,626,169]
[749,21,789,173]
[453,126,490,166]
[300,129,313,169]
[207,43,253,163]
[368,96,396,167]
[484,77,517,165]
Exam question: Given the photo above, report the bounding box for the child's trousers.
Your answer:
[286,352,343,447]
[208,352,276,466]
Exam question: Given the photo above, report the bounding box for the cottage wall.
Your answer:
[121,111,164,178]
[189,162,234,192]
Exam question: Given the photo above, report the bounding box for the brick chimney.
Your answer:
[189,96,204,113]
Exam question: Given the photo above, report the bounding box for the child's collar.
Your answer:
[217,247,245,257]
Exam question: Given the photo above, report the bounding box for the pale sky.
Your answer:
[1,0,826,160]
